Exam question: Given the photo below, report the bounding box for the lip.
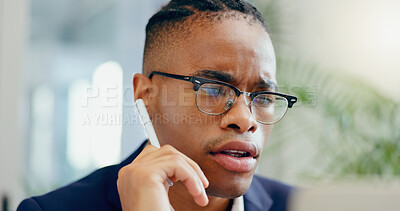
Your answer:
[209,141,259,172]
[211,141,258,158]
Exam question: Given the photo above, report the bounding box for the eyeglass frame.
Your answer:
[148,71,298,124]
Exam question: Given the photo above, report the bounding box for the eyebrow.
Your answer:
[193,70,236,84]
[193,69,278,91]
[258,76,278,91]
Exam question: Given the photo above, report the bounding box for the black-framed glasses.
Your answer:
[149,71,297,124]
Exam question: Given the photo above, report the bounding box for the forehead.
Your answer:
[169,18,277,86]
[144,17,277,91]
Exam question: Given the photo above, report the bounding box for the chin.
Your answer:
[205,173,254,198]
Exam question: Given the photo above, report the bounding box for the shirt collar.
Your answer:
[231,196,244,211]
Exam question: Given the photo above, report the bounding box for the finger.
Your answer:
[131,144,158,163]
[162,156,209,206]
[159,145,209,188]
[180,155,209,188]
[169,176,178,183]
[163,180,170,191]
[132,145,176,187]
[132,144,209,206]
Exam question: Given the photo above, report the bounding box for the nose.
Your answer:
[219,95,258,134]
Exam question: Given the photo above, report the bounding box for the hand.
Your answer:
[117,144,209,211]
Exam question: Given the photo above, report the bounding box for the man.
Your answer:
[18,0,297,210]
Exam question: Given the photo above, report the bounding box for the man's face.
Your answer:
[147,18,276,198]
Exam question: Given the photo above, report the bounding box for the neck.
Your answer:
[168,182,232,211]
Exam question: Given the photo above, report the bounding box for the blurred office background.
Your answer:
[1,0,399,209]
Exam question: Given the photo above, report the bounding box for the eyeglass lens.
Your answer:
[195,83,289,124]
[195,83,236,114]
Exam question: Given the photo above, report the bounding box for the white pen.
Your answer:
[134,98,173,186]
[134,99,161,148]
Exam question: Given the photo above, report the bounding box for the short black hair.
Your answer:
[143,0,269,75]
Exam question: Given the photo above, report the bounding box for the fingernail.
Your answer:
[203,177,209,188]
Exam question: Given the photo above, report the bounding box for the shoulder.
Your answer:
[17,198,43,211]
[18,165,120,211]
[17,141,147,211]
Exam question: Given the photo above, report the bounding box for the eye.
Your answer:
[199,84,226,97]
[207,88,221,96]
[254,95,275,106]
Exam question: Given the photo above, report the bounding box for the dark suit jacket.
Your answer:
[18,141,292,211]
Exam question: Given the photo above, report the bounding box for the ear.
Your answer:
[133,73,154,106]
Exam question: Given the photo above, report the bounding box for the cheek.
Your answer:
[250,124,273,150]
[159,83,195,108]
[150,83,210,145]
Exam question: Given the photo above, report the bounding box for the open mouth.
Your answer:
[209,141,258,158]
[208,141,258,172]
[210,150,252,158]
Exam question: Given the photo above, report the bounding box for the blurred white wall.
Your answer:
[0,0,27,209]
[279,0,400,100]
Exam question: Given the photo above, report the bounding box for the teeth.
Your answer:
[224,150,246,154]
[221,150,249,157]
